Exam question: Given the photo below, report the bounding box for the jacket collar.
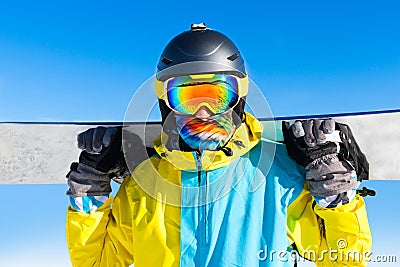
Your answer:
[153,113,263,171]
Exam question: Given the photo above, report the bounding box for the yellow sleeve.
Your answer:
[66,176,136,267]
[287,189,372,267]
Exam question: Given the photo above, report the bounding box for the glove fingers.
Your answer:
[303,120,316,147]
[77,131,86,150]
[292,120,305,138]
[92,127,107,153]
[322,118,335,134]
[103,127,118,148]
[313,119,326,145]
[84,128,96,153]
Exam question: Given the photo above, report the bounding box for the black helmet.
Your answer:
[156,23,246,81]
[155,23,248,128]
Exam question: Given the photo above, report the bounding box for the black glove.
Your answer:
[282,119,337,167]
[283,119,367,198]
[77,126,126,174]
[66,126,127,197]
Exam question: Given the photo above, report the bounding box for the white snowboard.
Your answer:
[0,109,398,184]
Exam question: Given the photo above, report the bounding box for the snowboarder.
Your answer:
[66,23,372,266]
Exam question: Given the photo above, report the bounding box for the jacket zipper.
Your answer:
[195,151,209,248]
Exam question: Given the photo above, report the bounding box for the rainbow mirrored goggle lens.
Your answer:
[165,74,240,115]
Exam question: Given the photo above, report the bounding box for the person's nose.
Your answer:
[194,106,214,119]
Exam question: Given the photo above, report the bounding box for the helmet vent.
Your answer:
[227,53,239,61]
[161,57,173,65]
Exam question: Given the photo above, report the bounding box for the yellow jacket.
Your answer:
[66,114,372,266]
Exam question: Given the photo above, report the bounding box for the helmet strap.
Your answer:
[158,99,194,152]
[232,97,247,127]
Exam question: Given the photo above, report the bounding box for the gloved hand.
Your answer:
[77,126,118,154]
[283,119,360,205]
[66,126,127,197]
[77,126,126,173]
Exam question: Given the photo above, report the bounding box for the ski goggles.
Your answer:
[155,74,248,115]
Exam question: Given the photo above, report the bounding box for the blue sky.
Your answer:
[0,0,399,266]
[1,0,399,121]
